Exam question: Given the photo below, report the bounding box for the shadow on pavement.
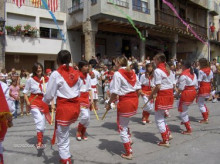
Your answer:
[133,131,159,144]
[189,116,200,123]
[98,139,123,156]
[130,116,142,125]
[168,124,181,133]
[101,122,118,131]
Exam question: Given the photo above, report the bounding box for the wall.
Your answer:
[177,40,208,61]
[67,31,82,63]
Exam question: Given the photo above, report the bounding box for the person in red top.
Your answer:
[197,58,213,124]
[140,63,155,124]
[175,61,198,135]
[43,50,81,164]
[0,81,13,164]
[210,23,216,40]
[76,60,93,141]
[149,53,174,148]
[105,56,141,160]
[23,63,52,149]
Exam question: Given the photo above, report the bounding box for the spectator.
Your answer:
[19,69,29,116]
[0,69,8,82]
[210,23,216,40]
[145,56,151,64]
[45,69,52,77]
[89,56,98,68]
[9,79,20,119]
[10,68,19,83]
[211,59,218,87]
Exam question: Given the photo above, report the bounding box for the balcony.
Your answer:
[68,2,84,14]
[107,0,129,8]
[209,0,219,16]
[5,35,64,54]
[155,10,207,38]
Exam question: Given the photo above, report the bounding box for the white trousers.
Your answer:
[155,110,167,133]
[119,116,130,143]
[56,125,70,160]
[0,142,2,154]
[179,104,189,123]
[198,96,207,113]
[79,108,90,127]
[30,108,46,132]
[142,96,154,113]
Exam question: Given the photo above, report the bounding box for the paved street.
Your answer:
[4,98,220,164]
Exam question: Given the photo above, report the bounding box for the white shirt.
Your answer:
[80,74,92,92]
[92,69,101,79]
[170,71,176,85]
[198,70,213,82]
[91,78,98,86]
[110,68,141,96]
[43,71,82,104]
[23,77,47,94]
[154,68,174,90]
[140,74,155,87]
[178,74,198,91]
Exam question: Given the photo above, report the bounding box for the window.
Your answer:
[40,27,62,39]
[133,0,150,14]
[40,27,50,38]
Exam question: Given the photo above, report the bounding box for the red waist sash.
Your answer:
[155,89,174,111]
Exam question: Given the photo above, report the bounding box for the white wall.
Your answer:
[6,36,66,54]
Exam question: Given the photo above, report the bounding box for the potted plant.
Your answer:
[5,26,14,35]
[24,24,31,36]
[30,27,38,37]
[15,24,22,35]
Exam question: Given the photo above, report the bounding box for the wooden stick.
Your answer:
[42,77,46,93]
[142,99,150,110]
[92,104,99,120]
[51,108,54,125]
[102,110,108,120]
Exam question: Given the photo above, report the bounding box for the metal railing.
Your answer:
[155,10,207,38]
[68,2,84,14]
[107,0,129,8]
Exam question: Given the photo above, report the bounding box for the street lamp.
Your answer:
[0,17,6,36]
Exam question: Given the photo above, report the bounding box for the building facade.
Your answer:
[66,0,155,62]
[4,0,67,72]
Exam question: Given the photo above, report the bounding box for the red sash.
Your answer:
[157,63,169,76]
[181,69,194,80]
[141,85,151,96]
[51,96,80,145]
[56,97,80,126]
[79,92,90,108]
[155,89,174,111]
[117,92,138,117]
[29,93,51,124]
[178,86,197,112]
[198,82,211,97]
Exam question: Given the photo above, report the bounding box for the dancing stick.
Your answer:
[42,77,46,93]
[102,110,108,120]
[51,108,54,125]
[92,104,99,120]
[142,99,150,110]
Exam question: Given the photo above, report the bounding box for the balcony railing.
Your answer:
[107,0,129,8]
[68,2,84,14]
[155,10,207,38]
[6,0,60,11]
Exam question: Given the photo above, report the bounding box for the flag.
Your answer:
[32,0,42,8]
[13,0,25,8]
[48,0,58,13]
